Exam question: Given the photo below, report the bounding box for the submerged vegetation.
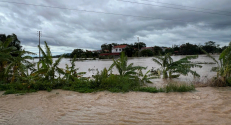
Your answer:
[203,42,231,86]
[0,34,231,95]
[152,53,202,79]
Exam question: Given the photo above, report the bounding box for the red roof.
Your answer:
[113,45,127,48]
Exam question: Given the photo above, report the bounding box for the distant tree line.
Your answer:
[69,41,229,58]
[70,49,99,58]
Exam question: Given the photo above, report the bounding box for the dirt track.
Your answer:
[0,87,231,125]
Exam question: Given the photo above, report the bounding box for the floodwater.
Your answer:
[1,55,230,125]
[33,55,219,87]
[0,87,231,125]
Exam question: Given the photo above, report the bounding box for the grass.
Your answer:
[165,82,195,92]
[0,80,196,95]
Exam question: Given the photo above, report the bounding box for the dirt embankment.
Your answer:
[0,87,231,125]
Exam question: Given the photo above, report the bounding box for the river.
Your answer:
[0,87,231,125]
[1,55,230,125]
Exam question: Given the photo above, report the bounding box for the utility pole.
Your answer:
[37,31,41,60]
[137,37,139,57]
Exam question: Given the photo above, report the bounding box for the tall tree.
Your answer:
[202,41,217,54]
[71,49,84,58]
[1,34,22,57]
[180,43,199,55]
[134,42,146,50]
[153,46,163,55]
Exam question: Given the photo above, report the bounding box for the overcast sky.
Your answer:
[1,0,231,55]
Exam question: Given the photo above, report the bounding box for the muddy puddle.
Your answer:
[0,87,231,125]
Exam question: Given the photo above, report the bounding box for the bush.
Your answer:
[133,87,159,93]
[165,82,195,93]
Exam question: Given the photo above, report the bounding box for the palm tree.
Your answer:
[152,53,202,79]
[109,52,146,77]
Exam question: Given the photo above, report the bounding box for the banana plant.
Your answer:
[152,53,202,79]
[137,69,160,85]
[63,55,86,83]
[0,37,17,82]
[109,52,146,77]
[34,41,64,82]
[4,49,36,83]
[205,42,231,84]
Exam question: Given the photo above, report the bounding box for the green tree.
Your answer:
[180,43,199,55]
[140,49,153,57]
[71,49,84,58]
[134,42,146,50]
[153,46,163,55]
[202,41,217,54]
[164,48,174,54]
[124,45,135,57]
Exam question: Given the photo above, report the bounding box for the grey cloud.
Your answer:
[1,0,231,55]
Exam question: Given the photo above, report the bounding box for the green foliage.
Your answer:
[180,43,200,55]
[70,49,84,58]
[152,53,202,79]
[137,69,160,85]
[109,52,146,77]
[204,42,231,86]
[202,41,217,54]
[165,82,195,93]
[134,42,146,50]
[34,41,64,82]
[133,87,160,93]
[153,46,163,55]
[140,49,153,57]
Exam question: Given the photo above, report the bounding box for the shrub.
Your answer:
[165,82,195,93]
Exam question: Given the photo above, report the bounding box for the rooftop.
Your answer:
[113,45,127,48]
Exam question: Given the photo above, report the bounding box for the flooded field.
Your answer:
[33,55,219,87]
[1,55,230,125]
[0,87,231,125]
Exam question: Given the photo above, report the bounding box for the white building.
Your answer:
[112,45,127,53]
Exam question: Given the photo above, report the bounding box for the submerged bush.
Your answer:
[165,82,195,93]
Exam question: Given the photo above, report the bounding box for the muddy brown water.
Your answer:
[0,87,231,125]
[1,55,226,124]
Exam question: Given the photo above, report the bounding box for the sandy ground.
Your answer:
[0,87,231,125]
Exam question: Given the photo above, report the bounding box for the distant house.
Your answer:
[112,45,127,53]
[161,47,168,52]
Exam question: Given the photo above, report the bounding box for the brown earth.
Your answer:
[0,87,231,125]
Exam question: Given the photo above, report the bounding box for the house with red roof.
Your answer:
[112,45,127,53]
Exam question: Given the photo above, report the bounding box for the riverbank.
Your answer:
[0,87,231,125]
